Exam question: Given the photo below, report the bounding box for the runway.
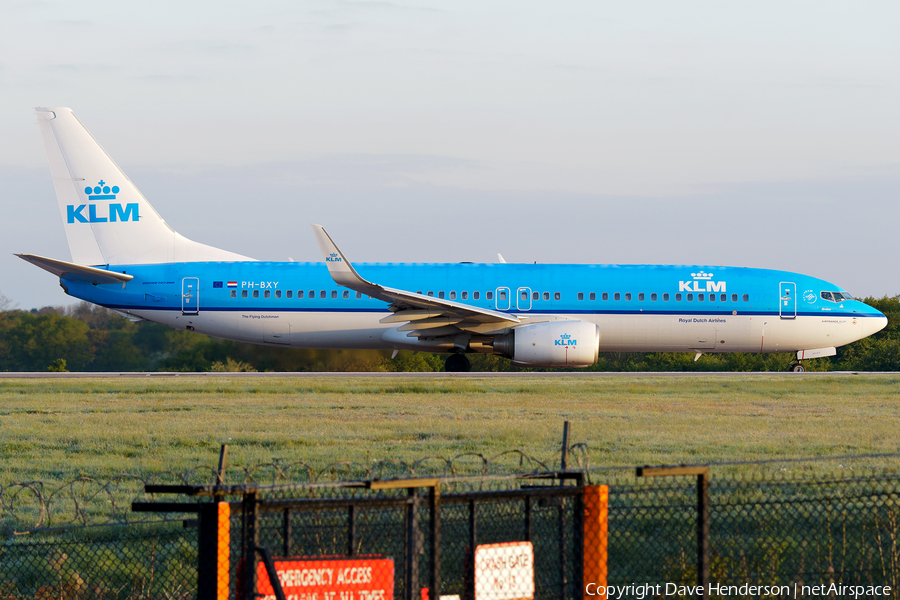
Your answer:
[0,371,890,378]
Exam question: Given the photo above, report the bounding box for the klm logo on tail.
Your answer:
[67,180,138,223]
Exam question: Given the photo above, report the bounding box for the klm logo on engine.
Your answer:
[678,271,725,293]
[555,333,577,346]
[67,180,139,223]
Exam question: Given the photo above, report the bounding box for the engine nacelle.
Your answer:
[493,321,600,368]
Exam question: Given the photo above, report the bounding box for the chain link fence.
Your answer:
[3,452,900,599]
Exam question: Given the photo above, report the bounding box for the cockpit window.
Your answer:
[821,291,853,302]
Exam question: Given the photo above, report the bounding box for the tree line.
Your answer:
[1,293,897,372]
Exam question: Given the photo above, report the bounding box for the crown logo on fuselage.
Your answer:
[691,271,713,280]
[84,180,119,201]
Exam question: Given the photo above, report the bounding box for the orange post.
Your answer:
[583,485,608,600]
[217,502,231,600]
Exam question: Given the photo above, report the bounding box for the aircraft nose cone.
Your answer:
[868,315,888,336]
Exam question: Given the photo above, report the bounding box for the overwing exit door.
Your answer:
[779,282,796,320]
[182,278,199,315]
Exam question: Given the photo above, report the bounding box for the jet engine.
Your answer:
[492,321,600,367]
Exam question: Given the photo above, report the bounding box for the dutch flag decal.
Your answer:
[227,281,237,288]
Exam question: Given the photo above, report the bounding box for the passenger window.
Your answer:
[439,291,445,299]
[264,290,271,298]
[698,293,704,301]
[578,292,584,301]
[675,293,681,301]
[343,290,349,299]
[651,293,657,301]
[242,290,248,298]
[297,290,303,298]
[462,291,468,300]
[356,292,362,299]
[638,293,644,301]
[474,291,480,300]
[743,294,749,302]
[320,290,326,299]
[663,293,669,301]
[331,290,337,299]
[544,292,550,301]
[230,290,237,298]
[276,290,282,298]
[309,290,314,299]
[287,290,292,299]
[533,291,539,300]
[554,292,561,301]
[731,293,737,302]
[602,293,608,301]
[450,291,456,299]
[428,291,434,297]
[589,292,596,301]
[487,291,493,300]
[625,293,632,301]
[614,293,620,301]
[253,290,259,298]
[687,294,693,301]
[720,294,726,302]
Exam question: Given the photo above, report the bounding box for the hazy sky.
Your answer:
[2,1,898,309]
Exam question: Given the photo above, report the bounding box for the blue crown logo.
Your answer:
[84,180,120,201]
[560,333,571,339]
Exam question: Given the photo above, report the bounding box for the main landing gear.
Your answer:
[789,360,806,372]
[445,353,471,373]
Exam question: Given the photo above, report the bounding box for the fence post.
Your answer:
[406,488,420,600]
[697,472,709,598]
[430,484,441,600]
[583,486,608,600]
[243,490,260,600]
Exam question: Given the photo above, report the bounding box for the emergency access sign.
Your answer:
[257,557,395,600]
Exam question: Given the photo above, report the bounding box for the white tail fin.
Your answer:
[35,107,253,266]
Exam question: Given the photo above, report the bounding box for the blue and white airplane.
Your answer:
[18,107,888,372]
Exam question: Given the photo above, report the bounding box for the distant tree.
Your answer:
[0,312,92,371]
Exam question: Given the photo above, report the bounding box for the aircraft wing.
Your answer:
[312,225,519,338]
[16,253,134,285]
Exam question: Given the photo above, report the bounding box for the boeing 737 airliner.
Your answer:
[18,108,887,372]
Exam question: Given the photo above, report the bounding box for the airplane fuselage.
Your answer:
[64,261,886,356]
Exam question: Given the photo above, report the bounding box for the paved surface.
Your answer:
[0,371,893,378]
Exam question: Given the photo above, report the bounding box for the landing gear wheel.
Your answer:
[791,364,806,373]
[445,353,471,373]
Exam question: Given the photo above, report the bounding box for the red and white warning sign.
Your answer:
[257,557,394,600]
[474,542,535,600]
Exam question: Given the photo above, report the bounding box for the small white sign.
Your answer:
[474,541,535,600]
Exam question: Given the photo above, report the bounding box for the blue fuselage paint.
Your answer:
[66,261,882,321]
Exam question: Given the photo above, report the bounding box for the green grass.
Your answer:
[2,375,900,485]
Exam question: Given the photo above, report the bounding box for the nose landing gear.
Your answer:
[445,353,471,373]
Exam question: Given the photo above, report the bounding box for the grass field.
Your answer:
[2,375,900,485]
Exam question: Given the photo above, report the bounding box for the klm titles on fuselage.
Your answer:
[66,180,139,224]
[678,272,725,293]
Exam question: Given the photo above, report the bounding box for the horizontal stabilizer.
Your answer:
[16,253,133,285]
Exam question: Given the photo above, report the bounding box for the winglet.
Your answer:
[311,224,378,291]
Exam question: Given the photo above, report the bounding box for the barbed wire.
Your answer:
[4,447,900,533]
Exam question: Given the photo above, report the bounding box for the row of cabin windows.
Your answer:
[229,289,750,303]
[577,292,750,302]
[231,289,363,299]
